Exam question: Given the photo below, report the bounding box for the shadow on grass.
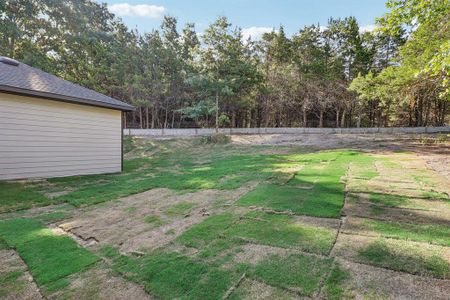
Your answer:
[358,239,449,279]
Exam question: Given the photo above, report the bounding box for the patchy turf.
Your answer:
[333,234,450,279]
[0,218,99,287]
[1,136,449,299]
[248,253,333,296]
[225,211,337,254]
[101,247,242,299]
[357,239,449,279]
[165,201,195,216]
[0,249,43,299]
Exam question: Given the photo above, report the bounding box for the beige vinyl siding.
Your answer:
[0,93,122,180]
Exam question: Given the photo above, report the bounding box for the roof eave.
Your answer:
[0,85,135,112]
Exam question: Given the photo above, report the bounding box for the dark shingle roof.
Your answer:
[0,57,134,111]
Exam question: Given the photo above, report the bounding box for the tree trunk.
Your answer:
[145,107,149,129]
[319,110,324,128]
[231,109,236,128]
[139,107,143,129]
[151,106,156,129]
[336,110,340,128]
[164,102,168,129]
[302,105,307,127]
[340,109,346,128]
[377,110,381,127]
[215,90,219,133]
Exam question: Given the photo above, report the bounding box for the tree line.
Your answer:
[1,0,448,128]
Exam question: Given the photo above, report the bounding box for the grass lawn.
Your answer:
[0,218,99,289]
[0,136,449,299]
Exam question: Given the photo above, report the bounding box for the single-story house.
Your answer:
[0,56,134,180]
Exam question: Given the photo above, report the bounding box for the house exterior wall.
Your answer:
[0,92,122,180]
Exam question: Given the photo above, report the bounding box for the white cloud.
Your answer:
[359,24,377,33]
[109,3,166,18]
[242,26,275,41]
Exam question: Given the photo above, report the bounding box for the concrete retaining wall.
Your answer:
[124,126,450,137]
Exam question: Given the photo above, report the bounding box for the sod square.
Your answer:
[0,218,99,285]
[236,183,344,218]
[225,211,337,255]
[249,253,334,296]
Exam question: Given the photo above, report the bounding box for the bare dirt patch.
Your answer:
[231,278,303,299]
[0,249,42,300]
[47,263,151,300]
[337,258,450,300]
[232,244,295,265]
[57,185,256,254]
[421,152,450,179]
[294,215,341,230]
[230,133,420,150]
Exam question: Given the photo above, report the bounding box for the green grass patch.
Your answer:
[177,213,238,248]
[33,211,71,223]
[368,193,411,207]
[249,253,333,296]
[0,238,8,250]
[236,183,344,218]
[165,202,195,216]
[225,211,336,255]
[197,238,245,261]
[236,151,372,218]
[420,190,449,201]
[0,218,99,286]
[0,181,55,213]
[178,211,336,255]
[361,219,450,247]
[144,215,166,227]
[358,239,449,279]
[43,278,71,293]
[102,248,241,299]
[322,264,351,300]
[124,206,137,213]
[0,271,25,297]
[123,136,135,153]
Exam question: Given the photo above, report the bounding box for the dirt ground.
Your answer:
[0,250,42,300]
[56,183,256,254]
[1,133,449,299]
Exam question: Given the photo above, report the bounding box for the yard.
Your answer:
[0,134,449,299]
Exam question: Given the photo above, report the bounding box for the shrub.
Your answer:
[201,133,230,144]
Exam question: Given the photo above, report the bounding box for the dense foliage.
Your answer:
[1,0,448,128]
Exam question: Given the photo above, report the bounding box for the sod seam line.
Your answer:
[4,248,46,300]
[222,272,246,300]
[314,260,339,299]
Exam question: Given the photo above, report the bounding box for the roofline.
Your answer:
[0,84,135,112]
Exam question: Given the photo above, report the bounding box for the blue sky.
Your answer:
[102,0,388,38]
